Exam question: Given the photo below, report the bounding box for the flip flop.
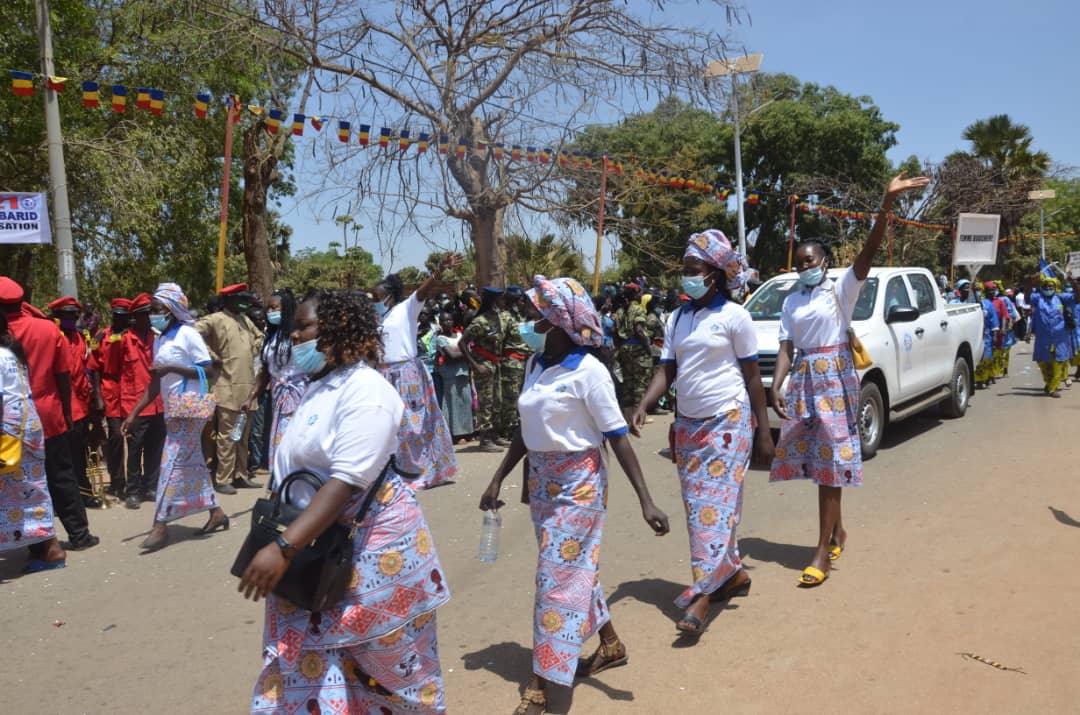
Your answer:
[828,544,844,562]
[24,558,66,574]
[798,566,828,587]
[675,613,704,635]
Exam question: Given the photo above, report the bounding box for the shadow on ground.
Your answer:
[1048,506,1080,528]
[740,537,815,571]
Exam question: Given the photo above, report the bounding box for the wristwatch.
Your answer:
[274,533,297,560]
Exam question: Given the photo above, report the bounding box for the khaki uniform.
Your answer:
[463,311,503,436]
[498,310,530,437]
[616,302,652,407]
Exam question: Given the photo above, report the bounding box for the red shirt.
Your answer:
[89,327,126,418]
[120,328,163,417]
[62,329,92,422]
[6,311,71,439]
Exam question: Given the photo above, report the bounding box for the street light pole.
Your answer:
[1028,189,1057,262]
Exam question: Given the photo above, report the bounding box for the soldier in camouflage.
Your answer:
[497,286,531,440]
[462,287,505,452]
[616,283,653,410]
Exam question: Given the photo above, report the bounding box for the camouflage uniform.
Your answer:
[645,310,664,361]
[616,301,652,408]
[498,309,530,437]
[463,311,503,437]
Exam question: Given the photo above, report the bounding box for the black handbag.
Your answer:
[230,458,395,613]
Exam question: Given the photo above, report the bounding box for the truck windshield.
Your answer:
[745,277,878,321]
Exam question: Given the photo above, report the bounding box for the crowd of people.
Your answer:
[4,172,1079,714]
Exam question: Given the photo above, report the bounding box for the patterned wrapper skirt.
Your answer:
[154,417,218,523]
[269,374,308,468]
[770,344,863,488]
[673,401,753,608]
[252,472,450,714]
[527,448,610,687]
[379,358,456,490]
[0,397,55,551]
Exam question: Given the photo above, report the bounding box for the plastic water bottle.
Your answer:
[478,509,501,562]
[230,412,248,442]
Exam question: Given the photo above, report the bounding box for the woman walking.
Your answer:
[239,289,450,714]
[770,173,930,586]
[480,275,669,715]
[1029,276,1074,397]
[122,283,228,551]
[0,309,66,572]
[243,289,308,467]
[371,256,460,489]
[631,229,774,635]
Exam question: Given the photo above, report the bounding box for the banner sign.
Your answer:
[1066,251,1080,279]
[0,193,52,245]
[953,213,1000,266]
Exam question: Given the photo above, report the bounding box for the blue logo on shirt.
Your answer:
[306,414,318,426]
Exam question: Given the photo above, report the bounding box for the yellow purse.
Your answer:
[831,285,872,369]
[0,365,29,474]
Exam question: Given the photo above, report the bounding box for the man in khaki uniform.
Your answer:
[197,283,260,494]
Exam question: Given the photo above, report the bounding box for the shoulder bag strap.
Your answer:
[351,455,397,527]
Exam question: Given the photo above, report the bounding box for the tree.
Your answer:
[962,114,1051,182]
[276,246,383,291]
[504,233,586,287]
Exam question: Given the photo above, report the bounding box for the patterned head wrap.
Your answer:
[683,229,751,292]
[527,275,603,347]
[153,282,195,325]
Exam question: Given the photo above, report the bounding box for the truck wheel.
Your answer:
[858,382,885,459]
[941,357,971,418]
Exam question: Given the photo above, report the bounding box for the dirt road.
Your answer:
[3,345,1078,714]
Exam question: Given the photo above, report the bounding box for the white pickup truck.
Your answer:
[743,266,985,458]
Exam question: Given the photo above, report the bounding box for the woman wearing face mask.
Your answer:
[1029,276,1074,397]
[479,275,669,715]
[769,173,930,587]
[243,289,307,467]
[630,229,774,635]
[240,289,450,714]
[121,283,228,551]
[371,255,462,489]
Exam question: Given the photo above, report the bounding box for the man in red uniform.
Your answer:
[119,293,166,509]
[48,296,102,508]
[0,277,98,550]
[89,298,131,496]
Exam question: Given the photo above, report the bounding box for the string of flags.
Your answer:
[999,231,1077,244]
[795,201,951,232]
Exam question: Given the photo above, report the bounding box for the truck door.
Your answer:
[883,275,921,398]
[907,272,951,388]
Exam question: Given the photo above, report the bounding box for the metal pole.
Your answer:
[787,195,797,270]
[1039,202,1046,261]
[36,0,77,298]
[731,72,747,256]
[215,99,238,292]
[592,155,608,296]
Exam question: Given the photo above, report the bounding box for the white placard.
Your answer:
[0,193,52,245]
[1066,251,1080,279]
[953,213,1000,266]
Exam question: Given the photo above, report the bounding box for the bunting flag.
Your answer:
[493,143,505,161]
[614,160,624,176]
[292,113,305,136]
[310,116,324,132]
[358,124,370,146]
[399,129,411,152]
[571,150,581,168]
[81,81,99,108]
[149,89,164,115]
[511,145,522,162]
[247,105,264,115]
[583,153,594,170]
[746,190,760,205]
[111,85,127,112]
[476,139,488,157]
[456,138,467,159]
[11,70,33,97]
[266,108,282,134]
[526,146,537,163]
[540,148,552,164]
[46,75,67,93]
[136,88,150,110]
[718,188,732,200]
[194,93,210,119]
[437,134,448,155]
[417,132,430,154]
[378,126,390,148]
[559,150,569,168]
[337,120,350,143]
[226,94,242,123]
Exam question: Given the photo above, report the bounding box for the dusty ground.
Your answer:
[3,345,1079,714]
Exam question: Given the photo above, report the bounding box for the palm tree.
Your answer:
[505,234,587,287]
[962,114,1050,182]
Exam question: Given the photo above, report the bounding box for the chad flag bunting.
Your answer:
[510,145,522,162]
[149,89,164,115]
[399,129,411,151]
[82,81,99,108]
[540,148,552,164]
[194,93,210,119]
[111,85,127,112]
[438,134,449,155]
[310,116,324,132]
[46,76,66,93]
[476,140,488,156]
[266,109,282,134]
[493,143,505,161]
[292,114,305,136]
[417,132,430,154]
[11,71,33,97]
[456,139,467,159]
[378,127,390,148]
[526,147,537,163]
[136,88,150,110]
[337,121,350,143]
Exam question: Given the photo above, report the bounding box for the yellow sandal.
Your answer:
[798,566,828,587]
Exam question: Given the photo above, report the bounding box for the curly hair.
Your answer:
[376,273,404,303]
[303,289,382,367]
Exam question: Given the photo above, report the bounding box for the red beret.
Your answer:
[130,293,152,311]
[983,281,996,290]
[48,296,82,313]
[623,283,641,292]
[678,294,690,301]
[0,276,25,304]
[219,282,250,296]
[110,298,132,312]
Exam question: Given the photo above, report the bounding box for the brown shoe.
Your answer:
[513,687,547,715]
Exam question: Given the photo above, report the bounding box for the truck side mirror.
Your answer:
[886,305,920,323]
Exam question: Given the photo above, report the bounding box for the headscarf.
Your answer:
[527,275,603,347]
[153,282,195,325]
[641,293,653,311]
[684,229,751,292]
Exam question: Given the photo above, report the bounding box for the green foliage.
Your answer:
[504,234,587,287]
[276,247,383,292]
[962,114,1051,181]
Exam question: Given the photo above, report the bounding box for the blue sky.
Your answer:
[279,0,1078,273]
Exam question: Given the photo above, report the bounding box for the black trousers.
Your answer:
[125,413,166,498]
[105,416,126,491]
[44,432,92,543]
[69,417,91,496]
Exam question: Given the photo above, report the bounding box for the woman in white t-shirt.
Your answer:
[238,289,450,714]
[480,275,669,715]
[769,173,930,587]
[631,229,774,636]
[122,283,228,551]
[371,254,461,489]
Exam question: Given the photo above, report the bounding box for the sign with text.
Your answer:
[953,213,1000,266]
[1066,251,1080,279]
[0,193,52,245]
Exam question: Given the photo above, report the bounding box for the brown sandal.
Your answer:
[575,637,628,678]
[514,687,547,715]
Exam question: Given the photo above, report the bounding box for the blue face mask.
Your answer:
[1041,288,1055,298]
[519,321,547,351]
[266,310,281,326]
[292,338,327,374]
[373,301,389,317]
[680,275,709,300]
[150,314,169,332]
[798,264,827,288]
